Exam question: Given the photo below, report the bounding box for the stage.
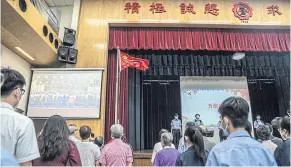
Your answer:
[133,150,152,166]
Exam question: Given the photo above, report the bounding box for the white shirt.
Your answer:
[261,140,277,154]
[0,102,40,163]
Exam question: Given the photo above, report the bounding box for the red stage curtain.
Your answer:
[109,28,290,52]
[105,51,128,142]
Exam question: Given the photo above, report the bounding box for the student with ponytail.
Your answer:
[176,126,206,166]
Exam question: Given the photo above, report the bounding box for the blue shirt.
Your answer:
[171,119,181,130]
[0,148,19,166]
[153,148,179,166]
[206,130,277,166]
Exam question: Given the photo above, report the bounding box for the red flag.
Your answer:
[120,51,149,71]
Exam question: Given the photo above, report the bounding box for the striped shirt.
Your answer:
[99,139,133,166]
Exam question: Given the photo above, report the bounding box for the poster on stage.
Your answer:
[27,69,103,119]
[180,76,253,144]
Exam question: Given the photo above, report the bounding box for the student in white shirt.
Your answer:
[1,68,40,165]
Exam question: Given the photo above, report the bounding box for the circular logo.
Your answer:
[232,2,253,20]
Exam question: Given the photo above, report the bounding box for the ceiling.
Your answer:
[1,0,60,66]
[44,0,74,7]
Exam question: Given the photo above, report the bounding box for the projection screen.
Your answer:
[27,69,103,119]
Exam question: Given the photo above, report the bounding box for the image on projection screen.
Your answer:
[27,70,102,118]
[180,76,253,144]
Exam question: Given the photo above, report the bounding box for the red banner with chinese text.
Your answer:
[120,51,149,71]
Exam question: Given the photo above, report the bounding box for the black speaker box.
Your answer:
[57,46,78,64]
[63,28,76,46]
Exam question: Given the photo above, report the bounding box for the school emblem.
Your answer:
[232,2,253,21]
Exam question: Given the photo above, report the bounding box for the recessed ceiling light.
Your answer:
[15,47,35,60]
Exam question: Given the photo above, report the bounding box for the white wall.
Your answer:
[58,6,74,40]
[1,44,32,112]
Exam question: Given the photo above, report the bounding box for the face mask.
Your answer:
[174,116,178,119]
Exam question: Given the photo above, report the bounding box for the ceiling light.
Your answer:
[232,52,245,60]
[15,47,35,60]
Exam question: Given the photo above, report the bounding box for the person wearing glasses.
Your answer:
[1,68,40,166]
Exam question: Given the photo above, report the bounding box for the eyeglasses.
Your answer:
[13,87,25,95]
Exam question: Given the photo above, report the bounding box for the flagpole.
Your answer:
[114,47,121,124]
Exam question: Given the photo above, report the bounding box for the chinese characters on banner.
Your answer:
[123,2,283,23]
[124,2,141,14]
[150,3,166,14]
[180,3,196,14]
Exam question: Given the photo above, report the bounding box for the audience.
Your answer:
[1,68,39,165]
[199,126,215,153]
[99,124,133,166]
[178,122,195,153]
[271,117,283,139]
[256,125,277,154]
[206,96,277,166]
[151,129,175,162]
[94,136,104,150]
[153,132,179,166]
[90,133,95,142]
[176,126,206,166]
[274,116,290,166]
[68,124,80,143]
[265,123,283,145]
[76,126,101,166]
[1,69,290,167]
[32,115,81,166]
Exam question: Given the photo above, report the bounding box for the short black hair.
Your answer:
[91,133,95,138]
[218,96,249,128]
[256,125,271,141]
[79,125,91,140]
[1,68,26,97]
[265,123,273,134]
[280,116,290,134]
[94,136,104,147]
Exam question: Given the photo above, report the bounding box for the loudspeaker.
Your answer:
[63,28,76,46]
[67,48,78,64]
[57,46,78,64]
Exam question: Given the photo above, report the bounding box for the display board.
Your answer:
[27,69,103,119]
[180,76,253,143]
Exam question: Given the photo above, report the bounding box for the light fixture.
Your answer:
[232,52,245,60]
[15,47,35,60]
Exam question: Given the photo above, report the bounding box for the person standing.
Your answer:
[176,126,206,166]
[178,122,195,153]
[1,68,40,165]
[171,113,182,148]
[274,116,290,166]
[206,97,277,166]
[265,123,283,145]
[193,113,204,126]
[256,125,277,154]
[76,126,101,166]
[99,124,133,166]
[254,114,264,139]
[151,129,175,163]
[153,132,179,166]
[33,115,82,166]
[68,124,81,143]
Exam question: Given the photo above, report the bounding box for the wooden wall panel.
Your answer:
[75,0,290,137]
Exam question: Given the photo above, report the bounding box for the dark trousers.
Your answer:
[172,129,180,148]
